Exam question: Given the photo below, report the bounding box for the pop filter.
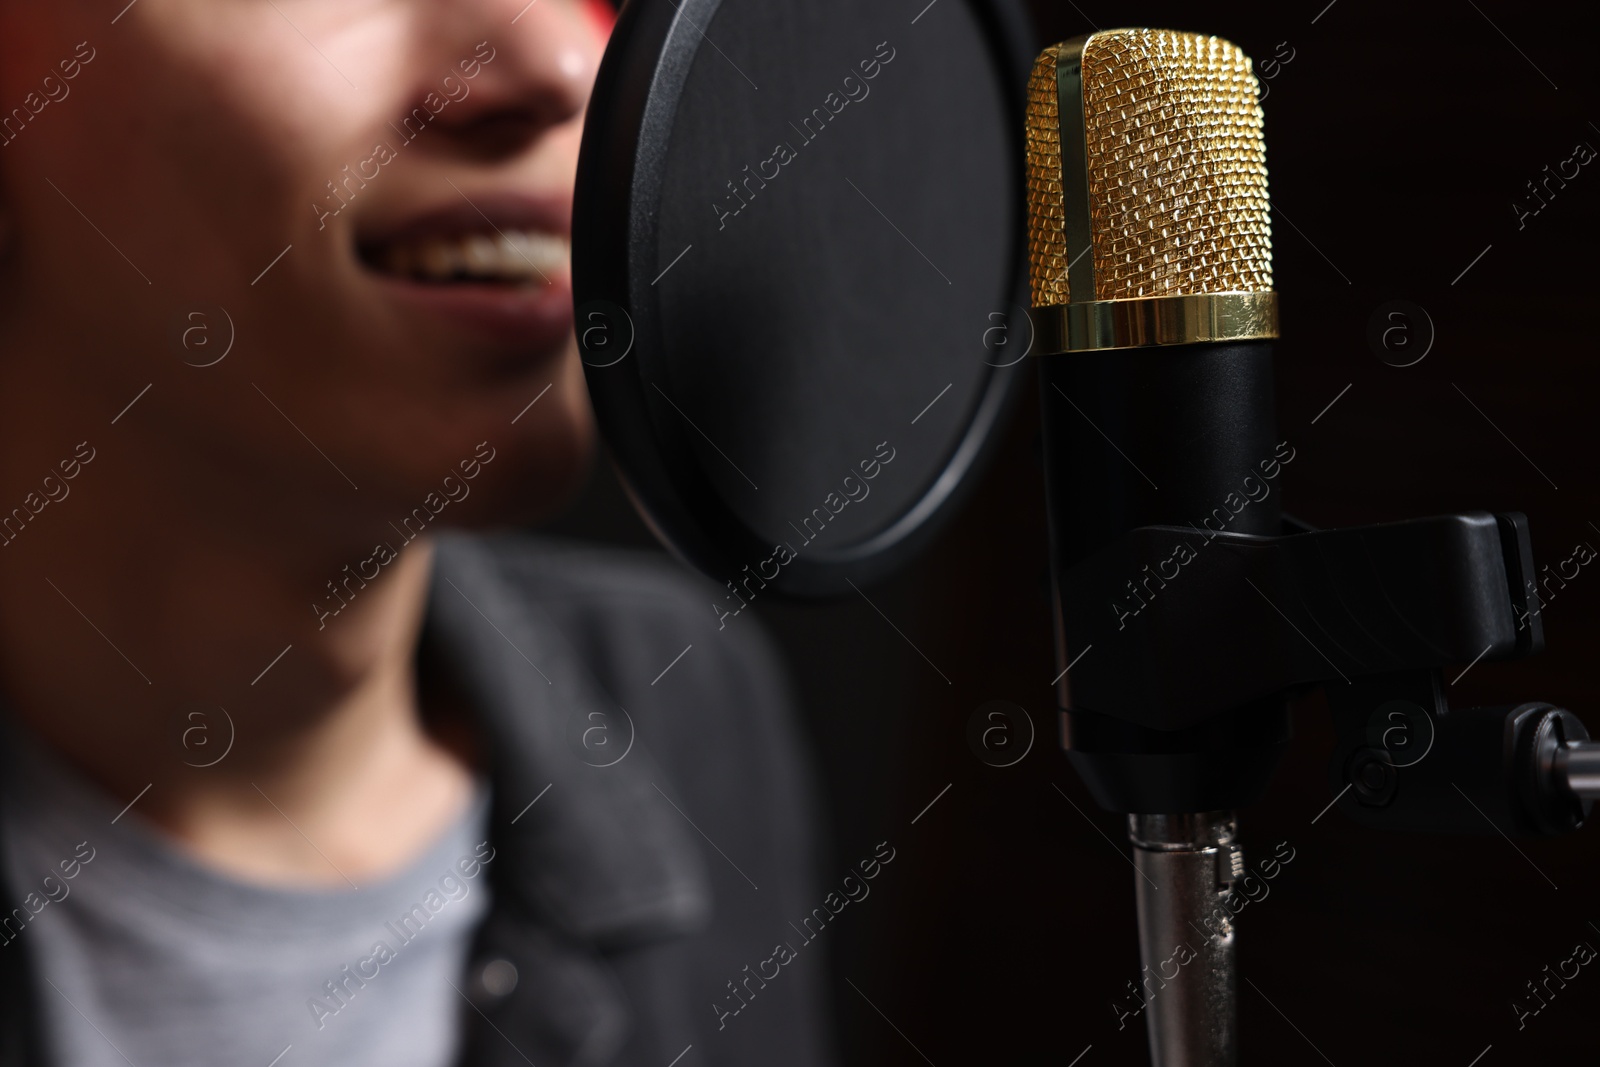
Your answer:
[573,0,1034,598]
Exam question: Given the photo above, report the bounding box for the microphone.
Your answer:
[1028,29,1280,1067]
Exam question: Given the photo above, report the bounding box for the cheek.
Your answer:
[10,8,392,310]
[584,0,617,37]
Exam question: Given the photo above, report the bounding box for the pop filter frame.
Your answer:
[573,0,1035,599]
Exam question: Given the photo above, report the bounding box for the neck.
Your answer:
[0,422,475,887]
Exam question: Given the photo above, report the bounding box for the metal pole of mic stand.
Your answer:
[1130,812,1241,1067]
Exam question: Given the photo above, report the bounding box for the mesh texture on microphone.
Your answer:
[1026,29,1274,307]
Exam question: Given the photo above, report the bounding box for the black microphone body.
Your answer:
[1041,342,1290,814]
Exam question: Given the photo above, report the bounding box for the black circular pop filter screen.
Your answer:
[574,0,1032,598]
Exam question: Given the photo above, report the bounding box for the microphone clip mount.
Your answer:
[1054,509,1591,835]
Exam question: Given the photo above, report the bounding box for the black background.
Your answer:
[556,1,1600,1062]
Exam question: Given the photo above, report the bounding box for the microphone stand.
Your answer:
[1130,812,1239,1066]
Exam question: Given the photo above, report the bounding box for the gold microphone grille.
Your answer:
[1027,29,1274,306]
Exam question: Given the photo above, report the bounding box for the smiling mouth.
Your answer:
[359,229,569,285]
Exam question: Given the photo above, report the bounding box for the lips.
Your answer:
[356,193,576,352]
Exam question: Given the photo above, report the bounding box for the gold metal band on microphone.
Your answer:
[1035,292,1279,354]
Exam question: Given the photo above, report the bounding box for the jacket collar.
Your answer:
[423,534,711,948]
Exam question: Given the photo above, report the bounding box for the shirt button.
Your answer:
[480,958,518,998]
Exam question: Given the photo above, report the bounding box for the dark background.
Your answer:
[555,1,1600,1063]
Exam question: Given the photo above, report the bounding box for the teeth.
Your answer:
[372,229,569,283]
[496,232,524,264]
[463,234,498,273]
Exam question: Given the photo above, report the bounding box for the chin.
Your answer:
[443,396,597,531]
